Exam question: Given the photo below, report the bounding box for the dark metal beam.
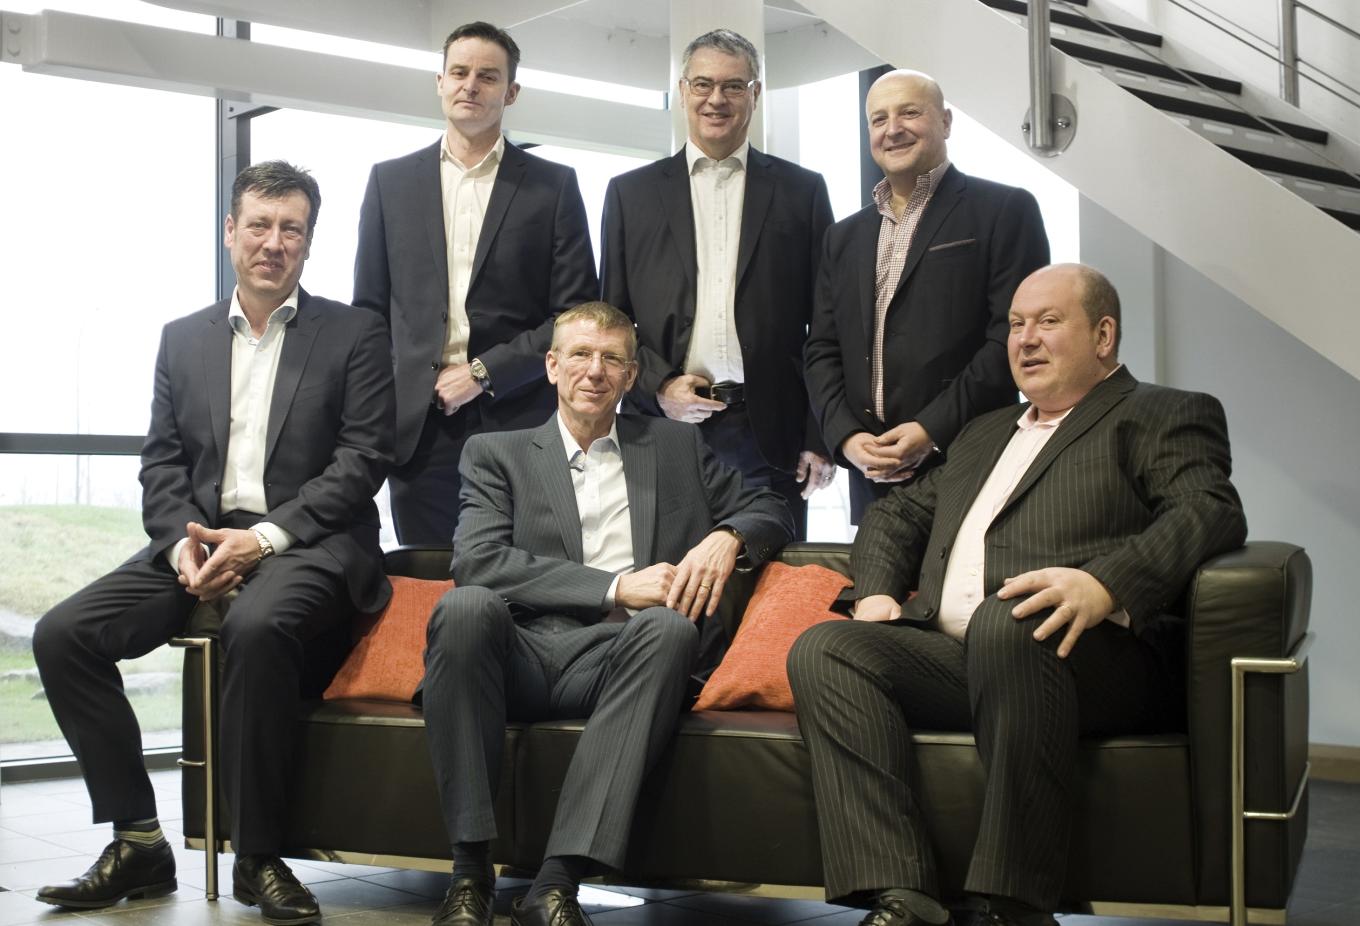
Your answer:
[0,433,143,455]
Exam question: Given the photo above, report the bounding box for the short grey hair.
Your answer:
[681,29,761,82]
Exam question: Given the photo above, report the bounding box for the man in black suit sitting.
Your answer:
[790,264,1247,926]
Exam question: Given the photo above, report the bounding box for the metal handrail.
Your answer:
[1042,1,1360,185]
[1029,0,1055,150]
[1161,0,1360,114]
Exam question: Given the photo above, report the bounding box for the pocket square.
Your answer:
[928,237,977,252]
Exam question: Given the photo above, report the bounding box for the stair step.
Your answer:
[1322,208,1360,231]
[981,0,1162,47]
[1055,38,1243,94]
[1127,87,1329,145]
[1221,145,1360,190]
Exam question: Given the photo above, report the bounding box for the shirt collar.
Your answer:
[228,287,299,335]
[872,158,951,220]
[442,132,505,174]
[685,139,750,175]
[556,412,621,463]
[1017,364,1125,430]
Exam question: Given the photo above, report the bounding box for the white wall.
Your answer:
[1082,196,1360,749]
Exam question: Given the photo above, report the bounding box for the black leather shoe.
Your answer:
[36,839,176,909]
[860,890,954,926]
[432,875,494,926]
[511,889,594,926]
[232,854,320,925]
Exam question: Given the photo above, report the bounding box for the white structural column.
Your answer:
[668,0,766,151]
[1078,195,1165,385]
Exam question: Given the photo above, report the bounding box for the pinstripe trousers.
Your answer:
[787,596,1179,909]
[422,586,699,869]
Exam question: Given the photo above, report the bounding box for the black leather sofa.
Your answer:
[178,540,1312,923]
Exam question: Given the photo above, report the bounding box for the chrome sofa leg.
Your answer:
[1230,632,1312,925]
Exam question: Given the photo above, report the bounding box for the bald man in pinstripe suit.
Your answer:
[788,264,1247,926]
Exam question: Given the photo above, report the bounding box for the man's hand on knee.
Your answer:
[998,567,1116,658]
[616,562,677,612]
[666,530,742,620]
[852,594,901,622]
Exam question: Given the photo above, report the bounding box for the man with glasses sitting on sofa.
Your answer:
[421,302,793,926]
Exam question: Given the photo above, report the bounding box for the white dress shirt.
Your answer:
[557,414,634,610]
[168,288,298,572]
[440,132,504,367]
[682,139,748,384]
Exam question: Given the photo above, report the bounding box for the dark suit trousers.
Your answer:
[699,402,806,538]
[390,403,482,545]
[787,597,1179,909]
[32,540,352,855]
[422,586,698,869]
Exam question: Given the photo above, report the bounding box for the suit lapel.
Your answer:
[471,139,526,286]
[203,300,233,463]
[854,207,882,348]
[264,289,318,467]
[416,141,449,306]
[531,418,585,564]
[618,416,657,569]
[996,368,1137,518]
[660,151,698,291]
[735,149,773,287]
[893,165,964,299]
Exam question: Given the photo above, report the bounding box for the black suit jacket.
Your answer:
[354,139,599,464]
[137,289,396,613]
[601,148,834,470]
[849,367,1248,644]
[805,165,1050,465]
[453,414,795,621]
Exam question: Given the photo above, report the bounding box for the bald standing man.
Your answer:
[805,70,1050,523]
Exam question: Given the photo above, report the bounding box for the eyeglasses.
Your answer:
[683,77,756,98]
[558,348,635,374]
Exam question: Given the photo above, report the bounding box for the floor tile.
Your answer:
[0,889,81,926]
[0,835,80,866]
[306,877,427,916]
[355,868,449,899]
[664,891,848,924]
[0,811,95,840]
[593,900,750,924]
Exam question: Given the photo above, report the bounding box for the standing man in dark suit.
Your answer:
[421,302,793,926]
[805,69,1050,523]
[355,20,598,544]
[601,28,835,539]
[788,264,1248,926]
[33,162,395,925]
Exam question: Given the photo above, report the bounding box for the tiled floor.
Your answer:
[0,771,1355,925]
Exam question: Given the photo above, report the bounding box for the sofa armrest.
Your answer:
[1183,541,1312,906]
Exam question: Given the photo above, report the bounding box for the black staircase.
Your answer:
[979,0,1360,232]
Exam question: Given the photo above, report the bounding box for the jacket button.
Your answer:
[431,362,439,370]
[923,607,935,619]
[442,312,448,322]
[939,547,946,559]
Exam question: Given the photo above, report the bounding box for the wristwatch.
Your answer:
[469,357,493,395]
[251,528,276,562]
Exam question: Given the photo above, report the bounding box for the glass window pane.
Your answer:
[0,72,214,436]
[0,454,182,763]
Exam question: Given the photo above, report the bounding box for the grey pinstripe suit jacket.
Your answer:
[452,413,795,621]
[849,366,1248,640]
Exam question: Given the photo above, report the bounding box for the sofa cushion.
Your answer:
[694,562,850,711]
[323,576,453,702]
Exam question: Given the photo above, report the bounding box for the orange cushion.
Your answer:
[323,575,454,702]
[693,562,851,712]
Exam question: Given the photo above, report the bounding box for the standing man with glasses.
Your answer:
[420,302,793,926]
[601,28,835,554]
[355,20,598,544]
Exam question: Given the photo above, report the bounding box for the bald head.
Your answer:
[868,69,945,110]
[865,69,951,191]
